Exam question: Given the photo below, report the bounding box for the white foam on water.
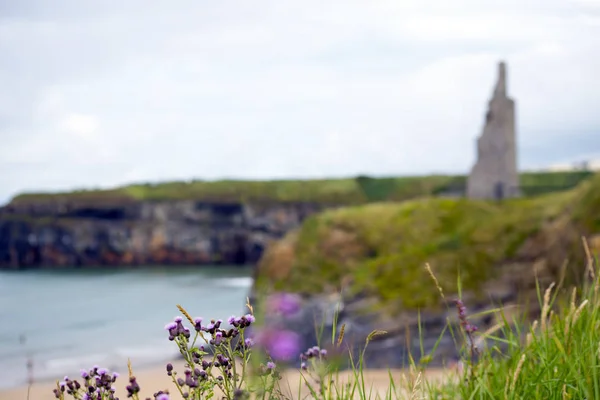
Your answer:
[114,343,180,366]
[44,353,110,371]
[213,277,253,288]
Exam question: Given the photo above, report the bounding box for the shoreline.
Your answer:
[0,358,457,400]
[0,355,183,390]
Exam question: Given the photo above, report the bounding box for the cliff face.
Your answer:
[0,200,332,269]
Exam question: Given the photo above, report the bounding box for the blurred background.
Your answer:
[0,0,599,391]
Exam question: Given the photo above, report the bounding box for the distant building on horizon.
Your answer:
[467,61,519,200]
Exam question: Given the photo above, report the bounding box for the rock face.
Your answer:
[249,287,522,370]
[467,61,519,200]
[0,200,333,269]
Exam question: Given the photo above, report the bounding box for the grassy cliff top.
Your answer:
[9,170,593,205]
[257,172,600,313]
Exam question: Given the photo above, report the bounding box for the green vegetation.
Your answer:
[9,170,594,205]
[432,262,600,399]
[258,173,600,312]
[52,260,600,399]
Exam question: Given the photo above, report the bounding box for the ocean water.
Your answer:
[0,266,253,389]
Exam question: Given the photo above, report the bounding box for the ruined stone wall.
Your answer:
[467,62,519,199]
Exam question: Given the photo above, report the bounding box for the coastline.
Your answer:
[0,358,456,400]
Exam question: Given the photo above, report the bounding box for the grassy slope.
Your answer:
[257,173,600,312]
[8,171,593,205]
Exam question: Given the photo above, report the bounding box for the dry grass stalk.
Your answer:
[541,282,556,332]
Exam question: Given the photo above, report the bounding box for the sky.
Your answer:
[1,0,599,204]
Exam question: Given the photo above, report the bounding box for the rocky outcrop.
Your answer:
[0,200,334,269]
[248,189,599,369]
[249,264,539,370]
[249,258,550,370]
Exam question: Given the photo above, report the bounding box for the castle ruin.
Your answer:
[467,61,519,200]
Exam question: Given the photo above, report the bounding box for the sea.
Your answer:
[0,266,253,389]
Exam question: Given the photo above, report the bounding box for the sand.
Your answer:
[0,360,457,400]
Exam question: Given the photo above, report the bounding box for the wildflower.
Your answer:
[166,363,173,376]
[301,345,327,361]
[454,299,478,334]
[233,389,247,400]
[216,354,230,367]
[184,370,198,388]
[204,322,215,332]
[268,330,300,360]
[212,331,223,345]
[268,293,302,317]
[165,317,191,341]
[156,394,170,400]
[193,318,203,332]
[126,376,141,397]
[266,361,276,370]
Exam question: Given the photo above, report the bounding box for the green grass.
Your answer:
[431,258,600,399]
[8,170,594,205]
[258,173,600,313]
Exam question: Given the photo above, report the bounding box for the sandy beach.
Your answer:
[0,359,456,400]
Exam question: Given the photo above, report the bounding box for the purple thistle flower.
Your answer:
[164,322,177,331]
[267,330,300,360]
[268,293,302,317]
[227,316,236,325]
[266,361,276,370]
[157,394,170,400]
[213,331,223,345]
[244,314,255,324]
[194,318,203,331]
[174,316,183,323]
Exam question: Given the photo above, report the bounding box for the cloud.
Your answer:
[0,0,599,204]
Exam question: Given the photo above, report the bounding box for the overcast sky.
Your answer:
[1,0,599,204]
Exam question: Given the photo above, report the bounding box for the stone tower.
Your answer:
[467,61,519,200]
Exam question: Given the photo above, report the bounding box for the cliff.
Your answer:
[1,171,592,269]
[254,173,600,368]
[0,200,330,268]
